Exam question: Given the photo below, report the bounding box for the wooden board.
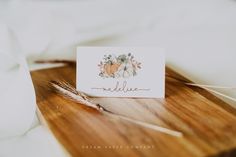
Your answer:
[31,64,236,157]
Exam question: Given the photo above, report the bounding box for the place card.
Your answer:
[77,47,165,98]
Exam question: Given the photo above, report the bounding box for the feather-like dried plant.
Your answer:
[49,80,183,137]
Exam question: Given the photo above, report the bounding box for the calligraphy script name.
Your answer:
[91,81,150,93]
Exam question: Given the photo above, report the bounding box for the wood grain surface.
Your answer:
[31,64,236,157]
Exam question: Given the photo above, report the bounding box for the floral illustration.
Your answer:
[98,53,141,78]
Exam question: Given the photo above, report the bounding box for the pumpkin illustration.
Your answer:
[104,63,121,76]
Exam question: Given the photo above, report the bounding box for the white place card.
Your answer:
[77,47,165,98]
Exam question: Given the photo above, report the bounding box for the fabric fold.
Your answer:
[0,25,36,139]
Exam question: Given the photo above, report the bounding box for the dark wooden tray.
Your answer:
[31,64,236,157]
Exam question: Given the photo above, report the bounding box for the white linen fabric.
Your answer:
[1,0,151,62]
[0,24,36,140]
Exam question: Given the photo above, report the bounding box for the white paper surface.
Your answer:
[77,47,165,98]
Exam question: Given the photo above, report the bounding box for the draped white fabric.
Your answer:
[0,25,36,140]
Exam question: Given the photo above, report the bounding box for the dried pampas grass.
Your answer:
[49,80,183,137]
